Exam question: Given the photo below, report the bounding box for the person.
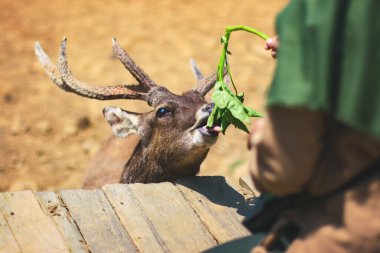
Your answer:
[247,0,380,252]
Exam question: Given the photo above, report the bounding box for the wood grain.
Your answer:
[0,191,69,253]
[176,176,251,243]
[36,192,89,253]
[0,177,252,253]
[102,184,169,253]
[126,182,217,253]
[59,189,136,253]
[0,194,20,253]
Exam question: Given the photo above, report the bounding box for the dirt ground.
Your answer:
[0,0,287,191]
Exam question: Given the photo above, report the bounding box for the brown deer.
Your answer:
[35,38,222,188]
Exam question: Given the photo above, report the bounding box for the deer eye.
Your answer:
[156,107,171,117]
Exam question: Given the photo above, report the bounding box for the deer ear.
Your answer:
[103,106,140,138]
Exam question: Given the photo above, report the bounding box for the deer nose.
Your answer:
[203,103,215,113]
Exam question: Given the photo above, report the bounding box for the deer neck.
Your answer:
[120,140,209,184]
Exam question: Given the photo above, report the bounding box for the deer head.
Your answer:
[35,38,222,184]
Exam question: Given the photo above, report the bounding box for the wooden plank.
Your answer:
[102,184,168,253]
[121,182,217,253]
[59,189,136,253]
[0,195,20,253]
[0,191,69,253]
[175,176,251,244]
[239,176,260,198]
[36,192,89,253]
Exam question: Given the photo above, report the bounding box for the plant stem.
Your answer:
[217,25,269,91]
[210,26,269,132]
[226,26,270,41]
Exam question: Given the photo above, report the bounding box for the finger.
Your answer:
[265,38,273,50]
[271,36,280,49]
[271,50,278,59]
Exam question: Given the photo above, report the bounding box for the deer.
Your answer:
[35,38,222,189]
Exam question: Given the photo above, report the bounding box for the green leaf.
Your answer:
[228,102,250,124]
[230,115,250,133]
[244,105,263,117]
[207,108,217,127]
[214,80,223,90]
[221,113,231,134]
[216,107,224,119]
[222,83,236,97]
[221,110,249,134]
[208,26,267,134]
[212,89,231,109]
[237,92,244,103]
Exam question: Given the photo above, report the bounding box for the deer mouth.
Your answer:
[193,116,222,137]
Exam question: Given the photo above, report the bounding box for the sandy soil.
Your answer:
[0,0,287,191]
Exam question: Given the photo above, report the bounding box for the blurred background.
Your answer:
[0,0,287,191]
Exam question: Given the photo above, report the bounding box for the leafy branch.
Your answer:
[207,26,269,134]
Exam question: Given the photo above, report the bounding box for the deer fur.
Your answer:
[35,38,221,189]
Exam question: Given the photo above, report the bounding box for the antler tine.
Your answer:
[57,38,148,100]
[189,59,204,81]
[35,42,74,92]
[194,72,218,96]
[112,38,157,89]
[194,68,228,96]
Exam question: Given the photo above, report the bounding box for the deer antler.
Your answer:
[34,41,74,92]
[112,38,157,89]
[189,59,204,81]
[35,38,157,100]
[194,73,218,96]
[189,59,218,96]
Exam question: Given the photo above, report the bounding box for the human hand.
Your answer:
[265,36,279,59]
[247,118,268,194]
[247,118,266,150]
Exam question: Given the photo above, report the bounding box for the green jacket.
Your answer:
[267,0,380,140]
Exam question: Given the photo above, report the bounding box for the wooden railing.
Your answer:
[0,176,254,253]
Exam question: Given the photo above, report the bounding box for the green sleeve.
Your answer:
[267,0,380,140]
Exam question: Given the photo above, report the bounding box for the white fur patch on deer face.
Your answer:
[103,106,140,138]
[190,103,221,147]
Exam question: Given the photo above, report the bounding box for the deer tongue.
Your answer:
[207,125,222,134]
[199,125,221,137]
